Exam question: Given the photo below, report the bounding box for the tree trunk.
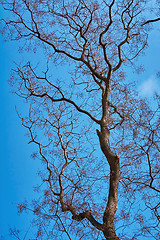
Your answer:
[97,128,120,240]
[102,165,120,240]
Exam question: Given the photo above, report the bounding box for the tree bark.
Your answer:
[97,128,120,240]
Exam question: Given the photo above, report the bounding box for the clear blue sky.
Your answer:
[0,14,160,240]
[0,36,41,239]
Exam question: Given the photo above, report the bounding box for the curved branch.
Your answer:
[31,91,101,124]
[142,18,160,26]
[72,210,104,231]
[99,0,115,78]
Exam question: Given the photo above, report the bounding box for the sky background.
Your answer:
[0,35,40,239]
[0,8,160,240]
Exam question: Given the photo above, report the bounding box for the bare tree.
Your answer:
[1,0,160,239]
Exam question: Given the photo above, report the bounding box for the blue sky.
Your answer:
[0,12,160,240]
[0,36,41,239]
